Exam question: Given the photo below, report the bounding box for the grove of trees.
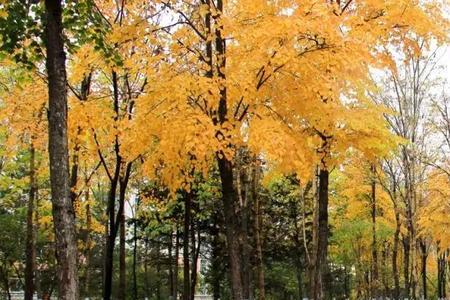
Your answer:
[0,0,450,299]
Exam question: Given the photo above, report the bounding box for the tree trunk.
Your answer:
[169,230,174,299]
[392,212,400,300]
[237,167,251,300]
[44,1,79,298]
[156,241,161,300]
[25,144,37,300]
[132,203,138,300]
[403,236,410,298]
[437,250,443,299]
[370,164,378,298]
[253,164,265,300]
[174,228,180,299]
[183,192,191,300]
[420,240,427,300]
[218,157,244,300]
[119,205,126,300]
[211,215,221,300]
[84,185,92,298]
[35,189,41,299]
[190,225,201,300]
[213,0,244,296]
[311,168,329,300]
[103,172,119,300]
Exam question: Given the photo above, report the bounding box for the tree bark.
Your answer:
[237,166,251,300]
[103,168,119,300]
[311,168,329,300]
[183,192,191,300]
[84,185,92,297]
[132,201,138,300]
[44,0,79,298]
[25,144,37,300]
[218,157,244,300]
[119,203,126,300]
[190,225,201,300]
[370,164,378,298]
[392,211,400,300]
[420,240,427,300]
[252,164,265,300]
[438,250,446,299]
[169,229,174,299]
[174,228,180,300]
[403,236,410,298]
[213,0,244,296]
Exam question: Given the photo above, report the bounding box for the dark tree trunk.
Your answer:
[119,205,126,300]
[169,230,174,299]
[35,191,41,299]
[218,157,244,300]
[25,145,37,300]
[211,215,221,300]
[213,0,243,296]
[183,192,191,300]
[84,185,92,297]
[132,203,138,300]
[420,241,427,300]
[103,168,119,300]
[311,168,329,300]
[238,169,251,300]
[156,241,161,300]
[392,212,400,300]
[174,228,180,300]
[370,164,378,298]
[44,1,79,298]
[190,226,201,300]
[403,236,410,298]
[144,239,150,298]
[437,250,446,299]
[252,165,265,300]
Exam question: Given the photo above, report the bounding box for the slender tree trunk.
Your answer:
[392,212,400,300]
[25,144,37,300]
[437,250,444,299]
[132,203,138,300]
[403,236,410,298]
[84,185,92,298]
[174,228,180,300]
[420,241,427,300]
[169,230,174,299]
[183,192,191,300]
[253,164,265,300]
[144,239,150,298]
[44,1,79,298]
[103,174,119,300]
[370,164,378,298]
[311,168,329,300]
[190,226,201,300]
[119,205,126,300]
[35,190,41,299]
[218,157,244,300]
[211,215,221,300]
[156,241,161,300]
[237,167,251,300]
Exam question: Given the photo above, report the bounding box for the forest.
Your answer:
[0,0,449,299]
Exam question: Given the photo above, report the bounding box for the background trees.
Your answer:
[0,0,449,300]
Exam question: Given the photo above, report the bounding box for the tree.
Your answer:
[44,0,78,298]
